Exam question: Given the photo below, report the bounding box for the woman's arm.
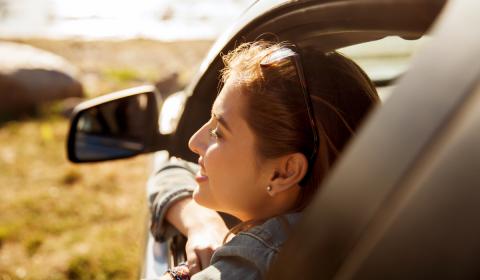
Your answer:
[166,198,228,274]
[149,156,228,274]
[149,157,199,242]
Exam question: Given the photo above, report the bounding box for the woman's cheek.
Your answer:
[206,146,231,189]
[192,146,223,207]
[205,144,223,175]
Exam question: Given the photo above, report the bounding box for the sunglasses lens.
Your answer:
[260,48,296,65]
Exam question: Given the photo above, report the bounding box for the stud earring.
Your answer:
[266,185,272,192]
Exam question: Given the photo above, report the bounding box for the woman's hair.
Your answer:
[221,41,379,212]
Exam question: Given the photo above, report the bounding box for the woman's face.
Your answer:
[188,77,273,221]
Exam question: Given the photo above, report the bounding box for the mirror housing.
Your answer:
[67,85,168,163]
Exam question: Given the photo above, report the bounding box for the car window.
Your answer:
[339,36,430,101]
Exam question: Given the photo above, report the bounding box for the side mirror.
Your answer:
[67,85,167,163]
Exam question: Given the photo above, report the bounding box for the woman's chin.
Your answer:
[193,188,224,214]
[192,187,210,208]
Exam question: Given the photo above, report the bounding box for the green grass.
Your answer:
[103,68,142,83]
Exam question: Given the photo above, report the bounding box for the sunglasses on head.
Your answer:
[260,47,319,167]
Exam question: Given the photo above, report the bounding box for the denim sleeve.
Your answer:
[148,155,200,242]
[190,215,299,280]
[191,256,261,280]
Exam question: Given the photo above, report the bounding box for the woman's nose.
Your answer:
[188,125,206,155]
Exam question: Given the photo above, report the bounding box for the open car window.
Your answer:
[340,36,430,101]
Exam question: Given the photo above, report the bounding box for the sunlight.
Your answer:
[0,0,254,40]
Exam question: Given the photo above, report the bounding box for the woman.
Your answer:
[149,40,379,279]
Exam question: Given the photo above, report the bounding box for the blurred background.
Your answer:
[0,0,252,279]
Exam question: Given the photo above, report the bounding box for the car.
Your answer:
[66,0,480,278]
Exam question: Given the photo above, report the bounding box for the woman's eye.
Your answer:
[208,127,222,140]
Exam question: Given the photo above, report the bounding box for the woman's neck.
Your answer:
[237,185,301,222]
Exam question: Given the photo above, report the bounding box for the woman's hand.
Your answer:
[185,217,228,274]
[166,198,229,275]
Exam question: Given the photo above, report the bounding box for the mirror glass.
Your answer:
[74,93,150,161]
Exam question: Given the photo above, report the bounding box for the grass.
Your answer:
[0,115,150,279]
[0,38,212,279]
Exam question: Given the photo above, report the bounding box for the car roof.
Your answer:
[185,0,444,95]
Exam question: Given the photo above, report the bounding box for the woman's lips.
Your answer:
[196,158,208,183]
[195,171,208,183]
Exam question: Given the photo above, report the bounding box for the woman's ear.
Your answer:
[268,153,308,196]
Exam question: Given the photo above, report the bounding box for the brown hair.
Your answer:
[221,41,379,238]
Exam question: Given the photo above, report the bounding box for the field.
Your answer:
[0,38,211,279]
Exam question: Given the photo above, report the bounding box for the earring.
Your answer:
[266,185,272,192]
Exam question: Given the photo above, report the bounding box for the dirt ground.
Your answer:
[7,38,213,96]
[0,38,212,279]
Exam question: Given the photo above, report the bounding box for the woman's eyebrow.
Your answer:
[212,113,231,132]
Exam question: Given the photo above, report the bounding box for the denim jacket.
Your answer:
[149,156,301,280]
[191,213,300,280]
